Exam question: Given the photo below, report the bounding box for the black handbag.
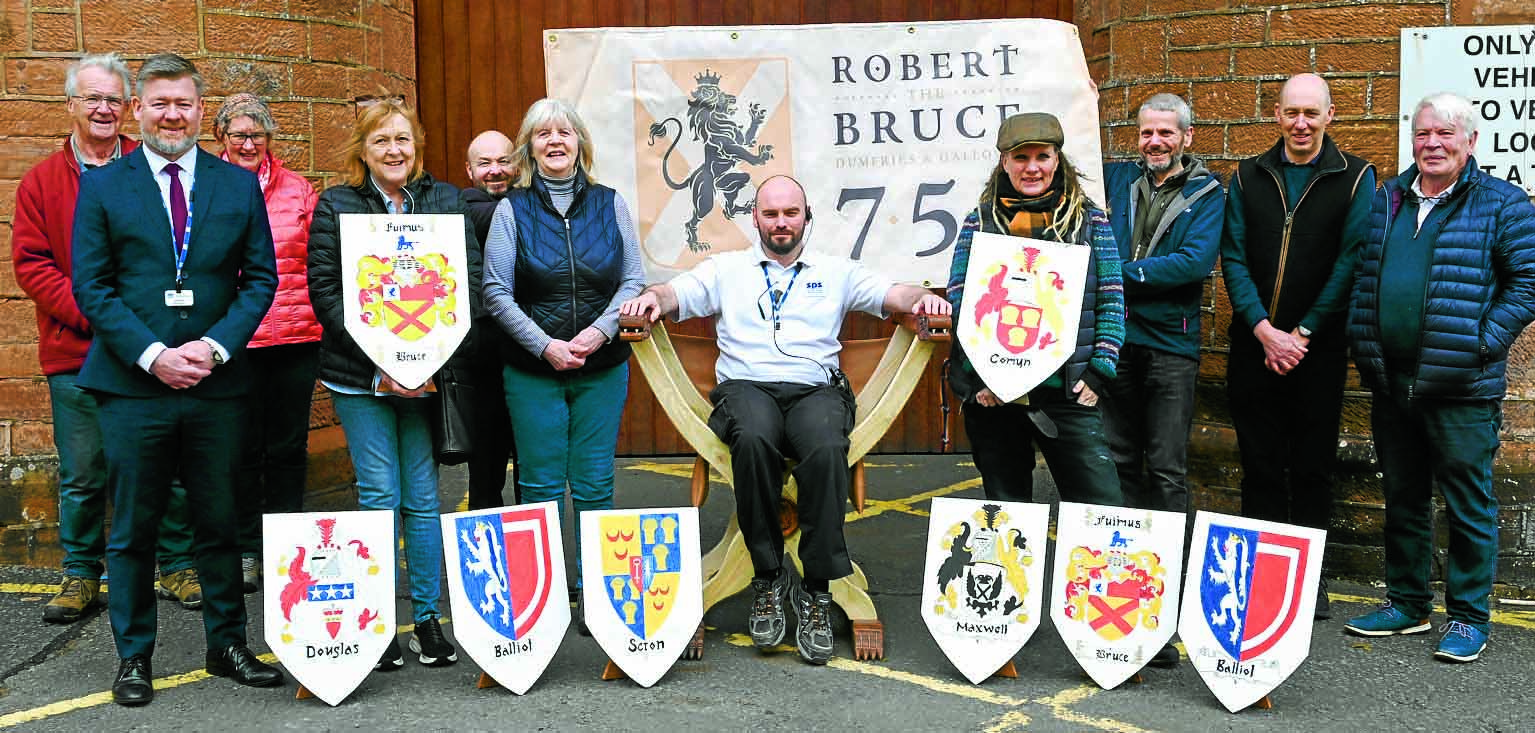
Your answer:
[431,365,476,465]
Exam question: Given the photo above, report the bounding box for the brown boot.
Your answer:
[157,568,204,610]
[43,576,101,623]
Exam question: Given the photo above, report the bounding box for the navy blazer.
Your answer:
[71,147,278,399]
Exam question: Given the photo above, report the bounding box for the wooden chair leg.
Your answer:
[682,621,705,660]
[701,528,754,612]
[701,512,740,581]
[851,460,866,514]
[690,456,710,508]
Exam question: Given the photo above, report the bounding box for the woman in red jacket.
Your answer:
[213,93,321,593]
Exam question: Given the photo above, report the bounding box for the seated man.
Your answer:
[620,175,949,665]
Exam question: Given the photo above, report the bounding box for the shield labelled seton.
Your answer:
[957,231,1089,403]
[441,502,570,695]
[263,511,395,706]
[1179,511,1326,713]
[580,508,702,688]
[1049,502,1185,690]
[921,497,1050,684]
[339,213,470,390]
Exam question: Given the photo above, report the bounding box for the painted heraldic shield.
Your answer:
[339,213,470,390]
[1179,511,1326,712]
[1050,502,1185,690]
[263,511,395,706]
[957,231,1089,402]
[580,508,703,688]
[921,497,1050,684]
[442,502,569,695]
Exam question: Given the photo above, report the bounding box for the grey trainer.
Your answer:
[747,571,789,649]
[792,582,835,665]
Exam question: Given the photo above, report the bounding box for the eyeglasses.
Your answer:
[226,132,268,145]
[72,95,124,110]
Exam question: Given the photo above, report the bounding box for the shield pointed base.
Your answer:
[682,623,705,660]
[296,685,315,701]
[476,672,499,690]
[852,620,884,660]
[993,660,1018,679]
[601,660,628,681]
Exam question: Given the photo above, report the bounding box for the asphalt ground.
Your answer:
[2,455,1532,732]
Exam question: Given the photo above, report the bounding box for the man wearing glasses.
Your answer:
[12,52,201,625]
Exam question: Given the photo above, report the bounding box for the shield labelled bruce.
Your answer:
[339,213,470,390]
[1179,511,1326,712]
[1049,502,1185,689]
[441,502,570,695]
[263,510,395,706]
[580,508,703,688]
[956,231,1089,403]
[921,497,1050,684]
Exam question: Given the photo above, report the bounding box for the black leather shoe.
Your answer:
[112,655,154,706]
[206,643,284,687]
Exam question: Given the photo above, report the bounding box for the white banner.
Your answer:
[545,19,1103,284]
[1399,25,1535,195]
[339,213,471,389]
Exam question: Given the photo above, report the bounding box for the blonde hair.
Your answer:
[981,146,1095,242]
[339,97,425,188]
[511,98,596,188]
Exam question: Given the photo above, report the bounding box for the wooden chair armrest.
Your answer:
[619,313,653,342]
[891,313,951,342]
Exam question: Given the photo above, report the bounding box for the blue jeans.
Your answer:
[330,391,442,623]
[49,373,194,579]
[503,362,628,573]
[1373,385,1501,631]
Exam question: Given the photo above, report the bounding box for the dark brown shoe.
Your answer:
[157,568,203,610]
[112,655,153,706]
[44,576,101,624]
[206,644,283,687]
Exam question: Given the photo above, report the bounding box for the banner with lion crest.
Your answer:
[544,18,1102,285]
[339,213,470,390]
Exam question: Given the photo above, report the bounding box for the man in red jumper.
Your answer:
[13,52,200,623]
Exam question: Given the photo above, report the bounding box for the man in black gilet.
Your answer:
[1219,73,1375,621]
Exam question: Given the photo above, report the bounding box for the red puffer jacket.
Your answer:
[247,156,321,348]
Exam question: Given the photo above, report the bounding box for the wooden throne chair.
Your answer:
[618,312,950,660]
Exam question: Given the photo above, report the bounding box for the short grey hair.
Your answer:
[135,53,205,98]
[65,52,131,97]
[1138,93,1193,132]
[213,92,277,137]
[1414,92,1478,140]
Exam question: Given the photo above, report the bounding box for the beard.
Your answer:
[760,228,802,256]
[1143,149,1179,175]
[144,129,197,158]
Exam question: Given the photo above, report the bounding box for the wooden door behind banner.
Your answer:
[416,0,1073,455]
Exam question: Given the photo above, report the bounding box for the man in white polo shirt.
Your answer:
[621,175,948,665]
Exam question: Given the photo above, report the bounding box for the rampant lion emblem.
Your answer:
[647,69,775,253]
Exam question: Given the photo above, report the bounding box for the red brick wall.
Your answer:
[0,0,416,566]
[1080,0,1535,592]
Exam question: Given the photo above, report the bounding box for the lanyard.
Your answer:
[171,179,194,290]
[760,262,803,322]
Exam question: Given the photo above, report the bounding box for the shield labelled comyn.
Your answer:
[340,213,470,389]
[263,510,396,706]
[1050,502,1186,689]
[957,232,1089,402]
[920,497,1050,684]
[581,507,703,688]
[1179,511,1326,712]
[442,502,570,695]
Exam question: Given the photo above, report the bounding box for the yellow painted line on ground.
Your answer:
[0,583,65,595]
[847,477,983,523]
[625,460,699,479]
[1032,685,1150,733]
[982,710,1034,732]
[0,652,280,728]
[1330,592,1535,632]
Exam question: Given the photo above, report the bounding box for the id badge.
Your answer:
[164,289,194,307]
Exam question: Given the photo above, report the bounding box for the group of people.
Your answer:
[14,47,1534,709]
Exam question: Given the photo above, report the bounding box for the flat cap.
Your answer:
[996,112,1064,152]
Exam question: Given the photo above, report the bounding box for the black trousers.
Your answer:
[466,348,517,510]
[963,386,1123,506]
[708,379,854,582]
[100,393,248,658]
[1226,334,1346,531]
[1101,344,1200,513]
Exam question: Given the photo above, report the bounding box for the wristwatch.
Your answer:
[1296,324,1313,338]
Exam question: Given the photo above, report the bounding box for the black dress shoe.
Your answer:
[206,643,284,687]
[113,655,154,706]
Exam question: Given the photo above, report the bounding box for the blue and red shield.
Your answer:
[1199,525,1312,661]
[454,506,554,640]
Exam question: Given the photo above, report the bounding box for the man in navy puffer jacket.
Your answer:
[1344,93,1535,665]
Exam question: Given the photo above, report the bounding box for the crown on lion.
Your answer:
[695,68,722,86]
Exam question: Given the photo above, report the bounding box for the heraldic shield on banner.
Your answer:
[263,511,395,706]
[441,502,570,695]
[580,507,702,688]
[921,497,1050,684]
[1179,511,1326,712]
[1049,502,1186,690]
[957,231,1090,403]
[339,213,470,390]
